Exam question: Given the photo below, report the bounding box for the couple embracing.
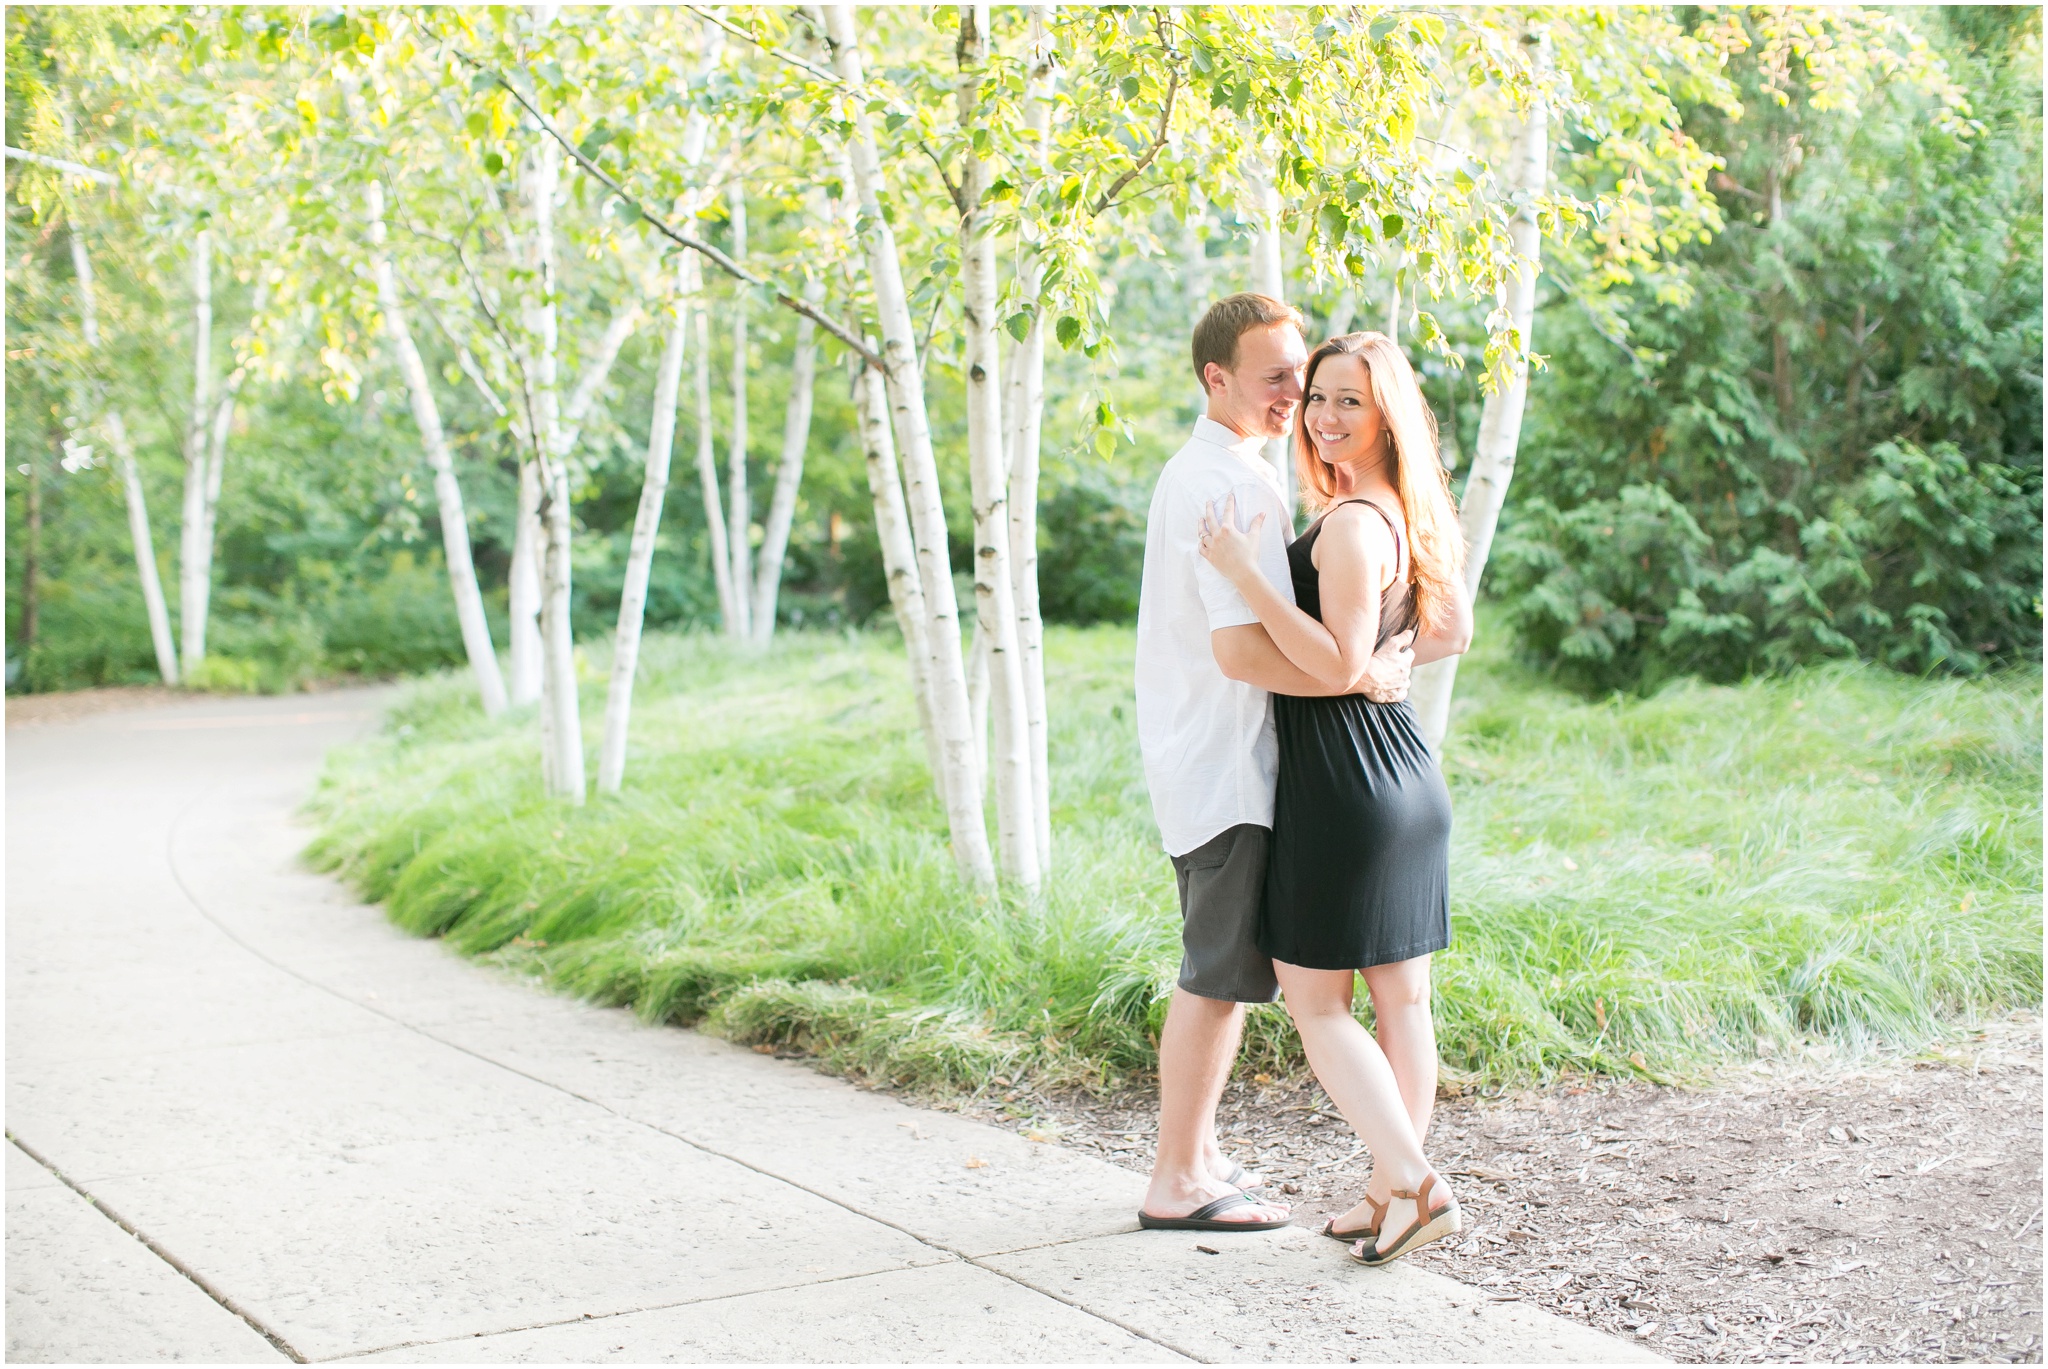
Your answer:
[1132,293,1474,1267]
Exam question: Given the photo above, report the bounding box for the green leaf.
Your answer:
[885,112,910,134]
[1092,427,1117,458]
[1381,213,1405,240]
[1056,315,1082,348]
[484,151,505,175]
[1120,76,1140,101]
[1006,311,1033,343]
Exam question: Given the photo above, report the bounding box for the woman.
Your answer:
[1198,331,1473,1266]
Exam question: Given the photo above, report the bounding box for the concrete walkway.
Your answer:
[6,689,1653,1364]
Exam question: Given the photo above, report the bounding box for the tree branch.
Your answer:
[1087,25,1181,217]
[682,5,842,86]
[4,146,116,185]
[457,53,884,371]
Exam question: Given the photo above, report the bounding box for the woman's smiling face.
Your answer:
[1303,353,1384,468]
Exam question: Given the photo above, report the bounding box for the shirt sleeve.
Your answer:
[1193,477,1292,631]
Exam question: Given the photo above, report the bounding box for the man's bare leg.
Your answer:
[1141,988,1287,1222]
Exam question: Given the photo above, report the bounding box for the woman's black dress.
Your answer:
[1260,499,1452,971]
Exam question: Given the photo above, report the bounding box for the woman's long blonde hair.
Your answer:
[1293,332,1466,636]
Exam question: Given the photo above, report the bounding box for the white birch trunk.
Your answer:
[597,308,686,793]
[824,4,995,888]
[366,181,509,715]
[966,617,990,797]
[597,41,720,789]
[852,358,941,782]
[69,226,179,685]
[509,464,543,704]
[177,228,214,674]
[109,415,180,686]
[558,305,641,451]
[956,2,1037,889]
[692,286,737,632]
[1005,5,1058,873]
[1249,170,1294,519]
[1408,52,1549,750]
[751,274,820,643]
[509,302,639,713]
[724,172,753,638]
[529,136,585,801]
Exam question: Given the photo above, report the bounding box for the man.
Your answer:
[1133,293,1414,1230]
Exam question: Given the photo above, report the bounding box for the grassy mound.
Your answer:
[307,624,2041,1094]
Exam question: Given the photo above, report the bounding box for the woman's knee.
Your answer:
[1272,963,1356,1025]
[1364,958,1433,1011]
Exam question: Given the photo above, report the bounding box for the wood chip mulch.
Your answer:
[949,1013,2041,1364]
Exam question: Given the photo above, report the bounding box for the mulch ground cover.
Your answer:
[945,1012,2041,1364]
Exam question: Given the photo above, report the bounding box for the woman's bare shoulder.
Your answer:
[1312,500,1399,567]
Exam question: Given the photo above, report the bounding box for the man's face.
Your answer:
[1206,322,1309,441]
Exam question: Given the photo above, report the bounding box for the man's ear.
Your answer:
[1201,361,1225,396]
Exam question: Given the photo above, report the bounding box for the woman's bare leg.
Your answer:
[1357,954,1438,1205]
[1274,959,1450,1244]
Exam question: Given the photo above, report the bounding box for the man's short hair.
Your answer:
[1192,292,1304,391]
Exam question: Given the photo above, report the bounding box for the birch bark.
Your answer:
[751,272,820,642]
[692,280,737,632]
[528,135,586,801]
[69,226,179,685]
[177,228,214,674]
[1407,42,1550,749]
[107,416,180,685]
[852,357,941,781]
[508,464,543,704]
[724,170,754,638]
[599,42,721,792]
[823,3,995,888]
[955,2,1037,888]
[597,306,685,793]
[1005,4,1057,871]
[366,180,509,715]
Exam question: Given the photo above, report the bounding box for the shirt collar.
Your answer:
[1192,415,1273,464]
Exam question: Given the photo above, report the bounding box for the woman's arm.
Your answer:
[1212,623,1416,699]
[1199,495,1392,691]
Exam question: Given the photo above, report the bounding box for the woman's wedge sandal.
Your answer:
[1138,1191,1291,1232]
[1348,1173,1461,1266]
[1321,1193,1388,1244]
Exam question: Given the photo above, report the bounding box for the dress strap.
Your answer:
[1328,498,1408,581]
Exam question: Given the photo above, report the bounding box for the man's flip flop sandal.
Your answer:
[1138,1192,1291,1232]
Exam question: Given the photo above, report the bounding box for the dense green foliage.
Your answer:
[1495,8,2043,692]
[309,624,2042,1092]
[8,9,2036,701]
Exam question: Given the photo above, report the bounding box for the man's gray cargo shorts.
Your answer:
[1169,823,1281,1003]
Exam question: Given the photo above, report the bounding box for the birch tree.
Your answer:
[955,5,1039,889]
[68,225,179,685]
[821,4,995,887]
[1003,5,1058,871]
[600,26,724,792]
[752,263,823,643]
[724,166,756,640]
[365,179,509,715]
[1405,47,1550,748]
[175,228,215,675]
